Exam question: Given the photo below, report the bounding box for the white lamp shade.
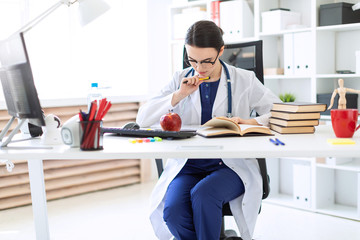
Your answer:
[78,0,110,26]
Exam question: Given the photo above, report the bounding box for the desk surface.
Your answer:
[1,125,360,160]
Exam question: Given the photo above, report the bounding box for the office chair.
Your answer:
[156,40,270,240]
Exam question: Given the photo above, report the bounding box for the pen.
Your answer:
[183,76,210,84]
[269,138,279,146]
[275,138,285,146]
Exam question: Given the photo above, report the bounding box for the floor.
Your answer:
[0,181,359,240]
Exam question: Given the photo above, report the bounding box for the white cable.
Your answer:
[0,159,15,172]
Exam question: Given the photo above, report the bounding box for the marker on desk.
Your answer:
[269,138,279,146]
[275,138,285,146]
[183,77,210,84]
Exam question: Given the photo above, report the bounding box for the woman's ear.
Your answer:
[218,46,225,57]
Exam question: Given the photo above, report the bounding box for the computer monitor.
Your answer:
[0,32,45,147]
[183,40,264,84]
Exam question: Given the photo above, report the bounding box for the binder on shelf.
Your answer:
[211,1,221,26]
[283,32,312,76]
[293,31,312,75]
[220,0,254,43]
[284,33,294,75]
[293,163,312,208]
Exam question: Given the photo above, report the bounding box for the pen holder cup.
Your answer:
[80,121,103,150]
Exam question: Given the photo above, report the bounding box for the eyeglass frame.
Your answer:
[185,50,220,67]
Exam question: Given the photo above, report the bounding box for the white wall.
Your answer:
[147,0,172,96]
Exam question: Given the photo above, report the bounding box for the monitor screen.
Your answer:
[0,32,45,127]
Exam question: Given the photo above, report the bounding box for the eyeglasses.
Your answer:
[185,51,220,68]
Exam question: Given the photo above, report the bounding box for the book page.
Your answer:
[239,124,271,135]
[203,117,240,132]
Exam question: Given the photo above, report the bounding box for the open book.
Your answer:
[196,117,272,137]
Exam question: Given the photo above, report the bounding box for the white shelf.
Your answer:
[316,22,360,32]
[259,27,312,37]
[316,204,359,220]
[170,0,208,9]
[265,193,313,211]
[317,161,360,172]
[264,193,293,206]
[264,75,311,80]
[316,74,360,79]
[224,37,258,45]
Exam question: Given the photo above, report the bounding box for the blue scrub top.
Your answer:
[181,80,225,174]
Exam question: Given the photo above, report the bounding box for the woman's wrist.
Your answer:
[171,91,187,107]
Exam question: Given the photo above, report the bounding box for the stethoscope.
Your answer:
[184,59,233,118]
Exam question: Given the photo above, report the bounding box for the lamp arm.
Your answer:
[16,0,78,35]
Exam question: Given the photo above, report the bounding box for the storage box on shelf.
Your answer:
[319,2,360,27]
[261,9,301,33]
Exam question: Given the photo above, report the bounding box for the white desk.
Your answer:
[2,125,360,239]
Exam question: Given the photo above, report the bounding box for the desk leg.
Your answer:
[28,159,50,240]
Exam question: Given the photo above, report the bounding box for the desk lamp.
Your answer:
[17,0,110,34]
[0,0,109,148]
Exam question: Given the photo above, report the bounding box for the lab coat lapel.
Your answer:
[213,66,228,116]
[189,87,201,120]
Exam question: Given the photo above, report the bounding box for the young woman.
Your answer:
[136,20,279,240]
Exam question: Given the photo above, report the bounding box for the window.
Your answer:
[0,0,148,103]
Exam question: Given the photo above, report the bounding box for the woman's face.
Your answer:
[185,45,224,78]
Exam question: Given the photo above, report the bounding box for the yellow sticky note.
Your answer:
[327,138,356,145]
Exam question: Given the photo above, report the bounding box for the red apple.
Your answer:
[160,111,182,131]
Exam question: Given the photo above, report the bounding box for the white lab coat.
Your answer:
[136,62,280,240]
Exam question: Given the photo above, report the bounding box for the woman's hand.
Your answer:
[171,75,202,106]
[230,117,260,126]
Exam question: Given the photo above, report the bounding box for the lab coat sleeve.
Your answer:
[248,72,281,126]
[136,71,185,127]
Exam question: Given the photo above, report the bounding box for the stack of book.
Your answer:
[269,102,327,134]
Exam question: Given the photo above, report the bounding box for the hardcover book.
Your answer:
[270,124,315,134]
[272,102,327,113]
[269,117,319,127]
[271,111,321,120]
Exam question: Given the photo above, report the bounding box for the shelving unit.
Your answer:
[168,0,360,221]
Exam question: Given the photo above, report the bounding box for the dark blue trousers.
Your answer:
[163,166,245,240]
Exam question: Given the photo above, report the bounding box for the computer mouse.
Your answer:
[122,122,140,130]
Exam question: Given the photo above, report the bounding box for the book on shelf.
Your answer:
[271,111,321,120]
[196,117,272,137]
[271,102,327,113]
[269,117,319,127]
[270,124,315,134]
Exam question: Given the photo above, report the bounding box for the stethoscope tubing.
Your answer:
[184,60,232,118]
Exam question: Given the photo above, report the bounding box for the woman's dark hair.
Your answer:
[185,20,224,52]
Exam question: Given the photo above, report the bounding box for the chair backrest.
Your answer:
[183,40,264,84]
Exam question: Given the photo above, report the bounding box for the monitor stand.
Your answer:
[0,117,52,149]
[0,117,25,147]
